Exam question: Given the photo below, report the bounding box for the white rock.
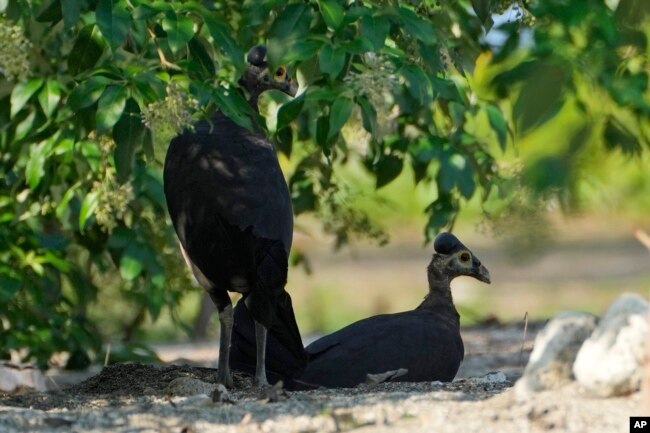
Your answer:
[472,371,507,384]
[515,311,597,399]
[0,364,47,393]
[573,293,649,397]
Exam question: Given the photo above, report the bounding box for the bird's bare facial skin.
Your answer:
[449,250,491,284]
[274,66,287,81]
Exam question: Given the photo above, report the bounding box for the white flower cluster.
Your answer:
[0,18,31,81]
[91,136,134,233]
[141,81,198,143]
[344,53,398,107]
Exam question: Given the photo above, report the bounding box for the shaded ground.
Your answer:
[0,320,640,433]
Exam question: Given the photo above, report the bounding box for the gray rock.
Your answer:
[163,376,216,396]
[573,293,649,397]
[515,311,597,399]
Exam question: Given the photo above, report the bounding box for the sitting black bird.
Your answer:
[163,45,306,387]
[230,232,490,389]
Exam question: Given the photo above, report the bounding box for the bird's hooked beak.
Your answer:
[284,77,299,97]
[269,66,298,97]
[472,261,491,284]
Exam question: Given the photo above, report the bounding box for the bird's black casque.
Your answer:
[231,232,490,389]
[163,45,306,387]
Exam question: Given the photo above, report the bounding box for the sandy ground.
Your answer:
[0,321,641,433]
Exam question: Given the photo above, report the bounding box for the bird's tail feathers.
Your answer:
[230,293,308,381]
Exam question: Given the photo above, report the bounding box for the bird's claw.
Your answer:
[255,376,270,388]
[257,380,287,403]
[216,370,233,388]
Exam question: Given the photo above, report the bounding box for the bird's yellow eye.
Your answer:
[274,66,287,81]
[459,252,471,263]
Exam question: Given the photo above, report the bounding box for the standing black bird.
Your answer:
[230,232,490,389]
[163,45,306,387]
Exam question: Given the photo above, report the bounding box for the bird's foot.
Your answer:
[257,380,287,403]
[216,369,233,388]
[254,375,270,388]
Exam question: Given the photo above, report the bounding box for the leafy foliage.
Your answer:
[0,0,647,366]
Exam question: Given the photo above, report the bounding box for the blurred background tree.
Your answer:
[0,0,647,368]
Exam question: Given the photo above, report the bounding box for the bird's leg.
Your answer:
[216,304,234,388]
[254,320,269,387]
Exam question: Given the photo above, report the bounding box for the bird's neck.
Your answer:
[247,93,261,112]
[418,262,455,309]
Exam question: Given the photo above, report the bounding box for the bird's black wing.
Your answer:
[300,308,464,388]
[164,113,293,256]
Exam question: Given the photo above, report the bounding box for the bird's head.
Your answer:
[428,232,491,286]
[238,45,298,105]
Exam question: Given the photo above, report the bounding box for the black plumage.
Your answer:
[163,46,305,387]
[230,232,490,389]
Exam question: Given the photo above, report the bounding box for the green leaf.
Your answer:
[36,0,62,23]
[120,243,144,280]
[38,79,62,118]
[356,96,377,136]
[162,11,195,54]
[26,141,47,188]
[113,98,144,183]
[270,3,313,40]
[319,0,344,30]
[425,195,456,242]
[514,64,565,134]
[398,7,436,45]
[276,126,293,157]
[290,169,317,214]
[79,190,99,230]
[188,36,215,76]
[471,0,493,31]
[14,111,36,141]
[199,12,245,72]
[55,185,77,219]
[142,126,154,160]
[328,96,353,140]
[10,78,44,118]
[316,115,329,150]
[67,76,111,111]
[277,93,305,129]
[284,39,324,64]
[437,153,475,198]
[0,276,20,302]
[268,3,313,68]
[213,86,254,130]
[604,118,641,155]
[68,25,105,76]
[401,64,432,105]
[96,0,131,52]
[319,44,346,77]
[133,2,171,20]
[432,77,463,103]
[96,86,128,134]
[62,0,81,28]
[375,154,403,188]
[360,15,390,50]
[485,104,508,151]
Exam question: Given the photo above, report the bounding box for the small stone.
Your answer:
[258,381,288,403]
[514,311,597,399]
[211,384,235,404]
[164,377,216,397]
[365,368,408,386]
[470,371,507,385]
[573,293,649,397]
